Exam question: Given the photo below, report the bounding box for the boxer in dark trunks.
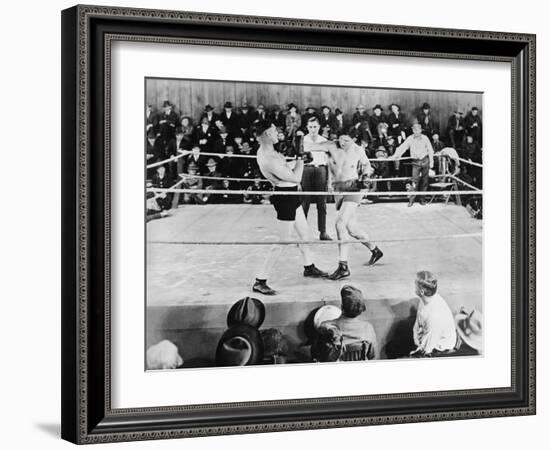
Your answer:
[253,120,328,295]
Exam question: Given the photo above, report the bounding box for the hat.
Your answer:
[162,100,172,108]
[471,106,479,111]
[455,308,483,351]
[287,103,297,110]
[373,104,383,111]
[390,103,401,110]
[272,104,281,112]
[224,101,233,109]
[216,324,264,366]
[422,102,431,109]
[340,285,366,318]
[227,297,266,328]
[146,340,183,370]
[375,147,388,158]
[306,105,316,111]
[321,105,331,111]
[356,104,366,110]
[187,162,198,171]
[335,108,343,115]
[206,158,218,168]
[204,104,214,112]
[313,305,342,330]
[241,102,249,109]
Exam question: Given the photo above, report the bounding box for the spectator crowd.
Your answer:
[146,99,483,213]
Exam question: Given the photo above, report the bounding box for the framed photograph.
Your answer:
[61,5,536,444]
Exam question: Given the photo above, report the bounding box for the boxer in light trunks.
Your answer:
[252,120,328,295]
[310,133,383,280]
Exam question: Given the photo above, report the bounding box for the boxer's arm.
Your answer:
[265,157,304,184]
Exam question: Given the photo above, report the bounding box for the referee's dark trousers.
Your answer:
[410,155,430,203]
[301,165,328,234]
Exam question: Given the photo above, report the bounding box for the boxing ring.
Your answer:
[145,150,483,363]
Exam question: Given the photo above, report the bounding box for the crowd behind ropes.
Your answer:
[146,99,483,217]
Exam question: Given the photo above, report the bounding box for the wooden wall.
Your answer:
[146,78,482,136]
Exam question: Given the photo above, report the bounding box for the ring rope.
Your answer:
[448,174,482,192]
[175,149,415,163]
[178,173,449,184]
[148,187,483,196]
[147,153,186,169]
[457,157,483,168]
[147,232,482,246]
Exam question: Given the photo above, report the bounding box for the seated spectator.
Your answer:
[368,104,388,139]
[352,104,370,136]
[146,104,159,136]
[461,135,482,187]
[194,116,217,153]
[417,102,438,138]
[410,271,457,357]
[146,340,183,370]
[464,106,482,144]
[371,146,392,192]
[218,145,241,178]
[431,133,445,152]
[447,110,465,149]
[233,135,244,153]
[158,100,179,145]
[220,101,241,135]
[319,105,335,133]
[167,127,188,176]
[200,104,219,126]
[333,108,348,136]
[285,103,302,138]
[151,165,174,210]
[239,102,255,134]
[183,145,208,174]
[146,128,165,178]
[238,141,260,180]
[179,116,195,150]
[254,103,268,123]
[318,285,378,360]
[203,158,223,203]
[146,183,171,222]
[387,103,407,143]
[244,179,266,204]
[212,126,234,155]
[270,104,286,130]
[181,162,206,205]
[219,178,242,204]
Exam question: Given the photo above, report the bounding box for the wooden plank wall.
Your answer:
[146,78,482,135]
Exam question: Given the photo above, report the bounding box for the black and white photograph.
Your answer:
[145,78,483,370]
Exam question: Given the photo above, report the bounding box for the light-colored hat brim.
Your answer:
[455,313,483,351]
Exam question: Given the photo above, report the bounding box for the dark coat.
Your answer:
[387,112,407,137]
[147,137,166,162]
[368,113,388,137]
[417,112,438,136]
[158,110,179,142]
[200,111,220,126]
[220,110,241,135]
[270,111,286,130]
[193,124,218,152]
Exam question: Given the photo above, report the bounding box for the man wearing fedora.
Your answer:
[253,119,328,295]
[158,100,179,146]
[464,106,482,145]
[238,102,256,134]
[391,123,434,206]
[203,158,223,203]
[285,103,302,139]
[417,102,438,138]
[387,103,407,144]
[368,104,388,139]
[221,101,241,136]
[319,105,336,133]
[200,104,219,126]
[410,271,457,357]
[447,109,465,149]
